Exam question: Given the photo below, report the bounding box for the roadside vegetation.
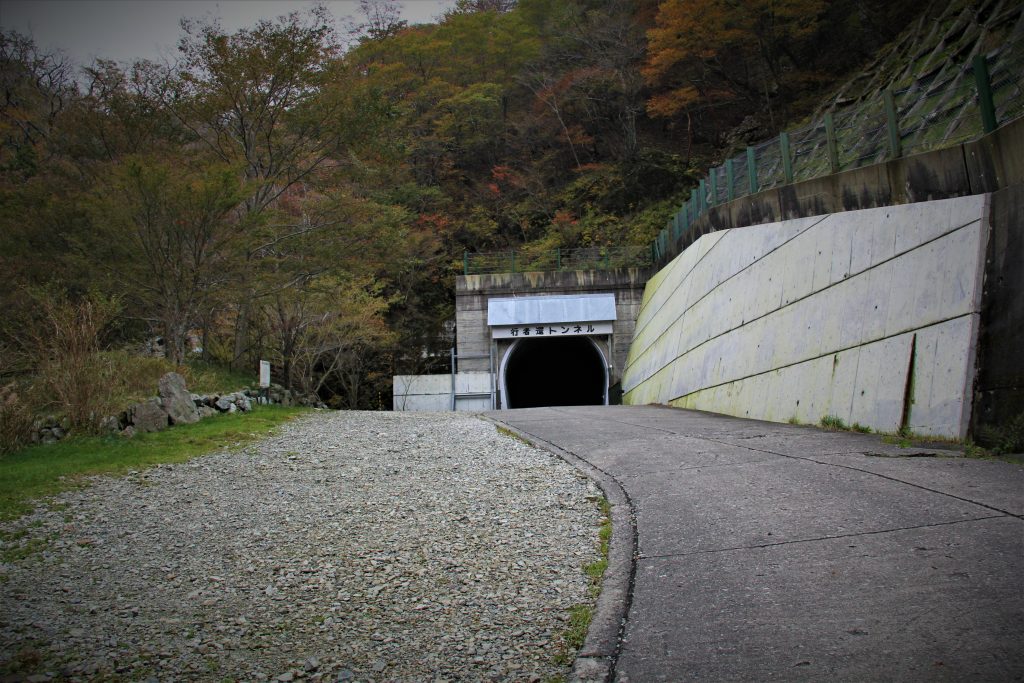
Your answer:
[0,0,927,419]
[552,496,612,670]
[0,405,308,521]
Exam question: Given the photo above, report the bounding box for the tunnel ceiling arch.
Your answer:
[503,337,608,408]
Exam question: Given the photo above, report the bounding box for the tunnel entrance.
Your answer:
[503,337,607,409]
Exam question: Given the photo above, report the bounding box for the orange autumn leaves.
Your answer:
[644,0,824,118]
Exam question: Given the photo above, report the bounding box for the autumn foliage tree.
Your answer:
[0,0,929,418]
[645,0,825,129]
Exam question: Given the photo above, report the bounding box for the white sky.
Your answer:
[0,0,455,66]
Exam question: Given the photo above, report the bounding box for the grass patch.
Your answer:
[881,434,913,448]
[582,496,612,595]
[495,425,531,446]
[819,415,871,434]
[976,412,1024,454]
[552,604,593,666]
[820,415,849,431]
[0,405,309,521]
[181,359,255,395]
[553,495,611,668]
[0,533,52,562]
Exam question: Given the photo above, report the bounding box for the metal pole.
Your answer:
[726,159,735,201]
[489,343,496,410]
[973,54,998,134]
[824,113,840,173]
[463,250,469,275]
[450,347,456,411]
[780,132,793,184]
[883,89,901,158]
[747,146,758,194]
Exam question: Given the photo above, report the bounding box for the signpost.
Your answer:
[259,360,270,405]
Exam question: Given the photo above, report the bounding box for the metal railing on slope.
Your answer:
[463,245,652,276]
[650,50,1023,266]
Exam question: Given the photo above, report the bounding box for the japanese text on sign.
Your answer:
[491,320,612,339]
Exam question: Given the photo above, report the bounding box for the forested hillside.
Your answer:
[0,0,926,423]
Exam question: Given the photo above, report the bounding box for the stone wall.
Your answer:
[622,195,990,439]
[31,373,322,445]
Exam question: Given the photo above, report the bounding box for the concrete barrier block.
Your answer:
[827,347,859,422]
[393,374,452,395]
[394,394,451,411]
[810,222,837,291]
[910,316,977,437]
[858,264,895,346]
[849,333,912,433]
[828,222,855,285]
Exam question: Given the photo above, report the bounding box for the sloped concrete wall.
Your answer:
[622,195,990,438]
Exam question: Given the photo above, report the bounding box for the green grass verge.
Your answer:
[0,405,309,521]
[552,496,611,669]
[819,415,872,434]
[552,604,594,666]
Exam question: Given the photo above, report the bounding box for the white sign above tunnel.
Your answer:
[492,321,614,339]
[488,293,616,328]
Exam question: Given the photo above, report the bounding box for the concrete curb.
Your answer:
[481,415,636,683]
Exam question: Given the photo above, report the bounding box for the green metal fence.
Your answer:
[463,245,652,275]
[650,49,1024,265]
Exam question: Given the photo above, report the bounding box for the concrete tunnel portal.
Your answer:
[489,293,616,409]
[502,337,608,408]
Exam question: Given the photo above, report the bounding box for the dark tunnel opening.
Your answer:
[504,337,606,409]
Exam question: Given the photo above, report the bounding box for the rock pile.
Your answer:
[31,373,325,444]
[31,416,71,445]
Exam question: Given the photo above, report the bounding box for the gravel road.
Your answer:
[0,411,603,682]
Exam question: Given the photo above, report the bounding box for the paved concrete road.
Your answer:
[488,405,1024,682]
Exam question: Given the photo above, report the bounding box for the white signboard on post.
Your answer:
[259,360,271,388]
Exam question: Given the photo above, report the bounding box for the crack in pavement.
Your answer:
[636,514,1013,560]
[538,411,1023,520]
[700,436,1024,519]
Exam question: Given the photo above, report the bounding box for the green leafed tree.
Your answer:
[85,157,247,364]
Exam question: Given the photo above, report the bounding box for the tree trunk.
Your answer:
[232,294,252,369]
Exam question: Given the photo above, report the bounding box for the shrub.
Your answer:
[0,383,34,455]
[978,412,1024,454]
[25,289,122,431]
[820,415,849,431]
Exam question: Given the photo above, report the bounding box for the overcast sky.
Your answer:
[0,0,454,66]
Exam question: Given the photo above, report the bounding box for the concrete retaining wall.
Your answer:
[393,373,492,411]
[622,195,990,438]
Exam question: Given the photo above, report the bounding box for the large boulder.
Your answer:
[130,398,168,433]
[158,372,199,425]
